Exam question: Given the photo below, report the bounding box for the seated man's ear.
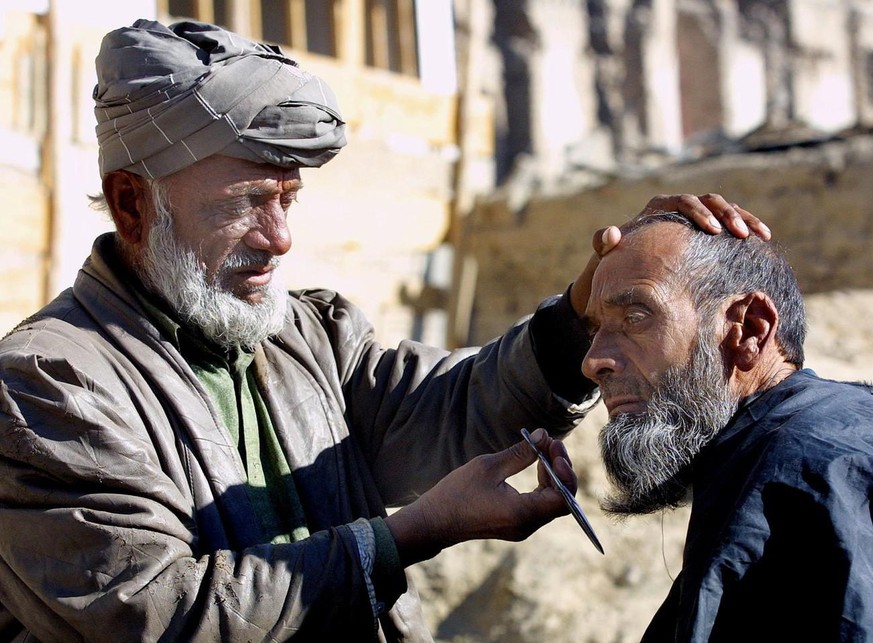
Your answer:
[723,292,779,371]
[102,171,152,245]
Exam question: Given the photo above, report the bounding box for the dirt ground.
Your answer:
[407,288,873,643]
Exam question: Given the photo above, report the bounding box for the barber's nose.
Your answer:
[582,332,623,382]
[247,207,292,256]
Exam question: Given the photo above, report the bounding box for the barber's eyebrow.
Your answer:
[228,178,303,197]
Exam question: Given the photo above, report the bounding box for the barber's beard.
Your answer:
[135,186,288,351]
[599,325,739,516]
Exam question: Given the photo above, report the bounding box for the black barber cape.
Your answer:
[642,369,873,642]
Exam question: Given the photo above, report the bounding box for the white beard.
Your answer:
[135,183,288,350]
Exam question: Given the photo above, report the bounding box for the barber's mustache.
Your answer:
[219,250,281,272]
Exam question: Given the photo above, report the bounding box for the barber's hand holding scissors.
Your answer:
[384,429,578,566]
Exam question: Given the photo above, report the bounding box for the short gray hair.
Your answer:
[622,211,806,365]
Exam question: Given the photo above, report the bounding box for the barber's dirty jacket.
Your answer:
[0,234,594,642]
[642,369,873,642]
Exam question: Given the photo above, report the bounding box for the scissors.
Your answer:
[521,428,604,555]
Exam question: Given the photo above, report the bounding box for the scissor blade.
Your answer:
[521,428,605,555]
[559,483,604,554]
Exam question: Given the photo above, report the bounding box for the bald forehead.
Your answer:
[583,222,691,315]
[605,222,690,279]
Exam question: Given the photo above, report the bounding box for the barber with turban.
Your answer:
[0,19,765,642]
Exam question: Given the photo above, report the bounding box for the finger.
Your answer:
[528,429,559,489]
[645,193,732,234]
[637,194,669,217]
[600,225,621,255]
[571,225,622,317]
[569,255,599,317]
[591,226,621,257]
[697,193,749,237]
[543,438,578,495]
[671,193,728,234]
[547,437,571,469]
[550,455,578,495]
[492,434,539,481]
[530,431,578,495]
[734,204,771,240]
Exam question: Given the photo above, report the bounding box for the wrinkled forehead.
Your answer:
[589,223,691,307]
[163,155,301,190]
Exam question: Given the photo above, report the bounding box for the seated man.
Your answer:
[0,18,763,642]
[582,211,873,641]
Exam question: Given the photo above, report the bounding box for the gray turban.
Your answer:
[93,19,346,178]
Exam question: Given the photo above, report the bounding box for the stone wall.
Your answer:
[0,166,49,335]
[460,133,873,345]
[0,9,49,336]
[480,0,873,189]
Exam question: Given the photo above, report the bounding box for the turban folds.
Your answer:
[93,19,346,178]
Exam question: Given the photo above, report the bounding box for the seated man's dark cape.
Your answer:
[643,369,873,642]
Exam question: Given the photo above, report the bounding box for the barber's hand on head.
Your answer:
[569,193,770,316]
[384,429,576,566]
[638,192,770,239]
[569,225,621,316]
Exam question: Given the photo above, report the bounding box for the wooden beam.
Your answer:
[250,0,263,40]
[289,0,307,49]
[368,0,390,69]
[395,0,417,76]
[339,0,365,65]
[226,0,255,36]
[330,0,342,57]
[195,0,215,23]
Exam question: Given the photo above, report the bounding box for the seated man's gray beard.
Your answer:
[598,321,739,516]
[136,186,288,350]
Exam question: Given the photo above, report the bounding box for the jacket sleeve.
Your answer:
[0,341,379,642]
[292,289,599,506]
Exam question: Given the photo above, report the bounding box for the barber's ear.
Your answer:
[102,171,151,244]
[723,292,779,371]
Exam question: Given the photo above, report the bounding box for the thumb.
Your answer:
[489,435,539,481]
[593,225,622,256]
[571,226,622,316]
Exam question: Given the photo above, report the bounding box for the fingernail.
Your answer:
[709,216,722,230]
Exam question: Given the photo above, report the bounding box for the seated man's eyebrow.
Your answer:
[605,289,641,308]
